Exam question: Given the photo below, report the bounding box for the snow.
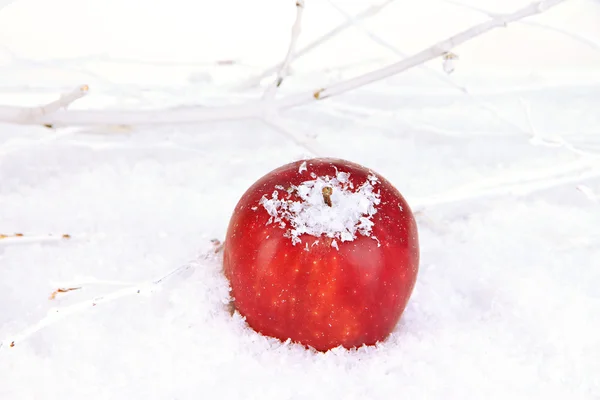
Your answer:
[1,0,600,399]
[298,160,307,173]
[259,169,381,246]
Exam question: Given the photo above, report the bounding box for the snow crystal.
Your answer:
[298,161,307,173]
[259,170,381,245]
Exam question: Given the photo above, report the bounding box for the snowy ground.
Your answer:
[1,0,600,399]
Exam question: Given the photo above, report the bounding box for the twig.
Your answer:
[411,157,600,210]
[0,233,71,244]
[304,0,568,101]
[519,97,543,144]
[261,115,323,156]
[237,0,395,90]
[0,0,567,127]
[263,0,305,100]
[8,85,89,126]
[441,0,600,53]
[49,287,81,300]
[576,185,599,204]
[0,241,223,350]
[520,97,600,158]
[325,0,535,137]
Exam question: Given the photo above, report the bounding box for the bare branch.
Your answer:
[441,0,600,53]
[325,0,535,136]
[0,85,88,125]
[237,0,396,90]
[412,157,600,210]
[0,243,221,350]
[0,232,71,244]
[0,0,567,127]
[576,184,599,204]
[263,0,305,100]
[306,0,569,101]
[261,115,323,156]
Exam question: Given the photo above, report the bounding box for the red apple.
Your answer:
[223,158,419,351]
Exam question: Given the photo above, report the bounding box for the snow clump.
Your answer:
[258,170,381,246]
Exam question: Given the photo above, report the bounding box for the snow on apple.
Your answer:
[258,168,382,248]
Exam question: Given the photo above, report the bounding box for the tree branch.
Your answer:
[0,242,222,351]
[263,0,305,100]
[308,0,568,101]
[0,85,88,125]
[236,0,396,90]
[441,0,600,53]
[324,0,536,137]
[0,0,567,127]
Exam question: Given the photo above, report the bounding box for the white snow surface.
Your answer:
[259,170,381,246]
[1,0,600,399]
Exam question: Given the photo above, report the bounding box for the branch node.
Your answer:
[313,88,325,100]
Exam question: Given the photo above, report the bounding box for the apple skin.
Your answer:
[223,158,419,352]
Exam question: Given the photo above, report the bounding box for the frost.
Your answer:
[298,161,307,173]
[331,240,339,250]
[258,169,381,245]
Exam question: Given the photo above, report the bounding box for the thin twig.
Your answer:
[441,0,600,53]
[576,184,599,204]
[21,85,88,124]
[237,0,396,90]
[0,233,71,244]
[325,0,535,137]
[263,0,305,100]
[0,242,222,350]
[0,0,567,127]
[520,97,543,144]
[261,115,323,156]
[411,157,600,210]
[520,97,599,158]
[305,0,568,101]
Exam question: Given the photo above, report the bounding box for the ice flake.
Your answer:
[298,161,307,173]
[337,171,350,183]
[258,169,381,246]
[331,240,339,250]
[373,236,381,247]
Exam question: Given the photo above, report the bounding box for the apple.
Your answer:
[223,158,419,351]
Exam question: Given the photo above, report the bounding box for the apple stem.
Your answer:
[322,186,333,207]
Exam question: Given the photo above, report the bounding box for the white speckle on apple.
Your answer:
[299,161,307,173]
[373,236,381,247]
[258,170,381,245]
